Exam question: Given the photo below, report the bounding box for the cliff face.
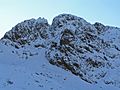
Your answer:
[46,14,120,85]
[1,14,120,87]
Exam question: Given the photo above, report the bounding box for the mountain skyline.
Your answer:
[0,14,120,90]
[0,0,120,38]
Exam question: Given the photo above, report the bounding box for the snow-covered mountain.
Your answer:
[0,14,120,90]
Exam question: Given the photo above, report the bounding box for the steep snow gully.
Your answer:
[0,14,120,90]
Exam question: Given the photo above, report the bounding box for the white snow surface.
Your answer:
[0,42,119,90]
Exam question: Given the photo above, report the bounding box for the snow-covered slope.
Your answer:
[0,14,120,90]
[0,40,119,90]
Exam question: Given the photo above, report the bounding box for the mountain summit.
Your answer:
[0,14,120,90]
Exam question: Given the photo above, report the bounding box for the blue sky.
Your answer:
[0,0,120,38]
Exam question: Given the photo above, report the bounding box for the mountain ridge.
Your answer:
[0,14,120,90]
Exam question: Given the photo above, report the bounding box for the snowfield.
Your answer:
[0,43,119,90]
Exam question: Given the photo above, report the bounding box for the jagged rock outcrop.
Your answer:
[46,14,110,83]
[1,14,120,87]
[1,18,49,48]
